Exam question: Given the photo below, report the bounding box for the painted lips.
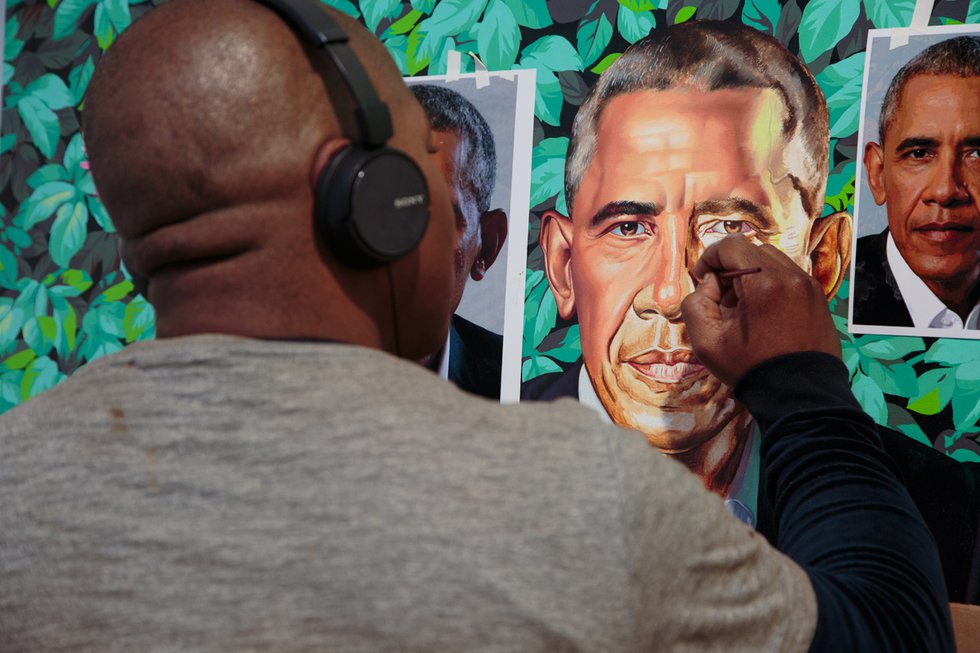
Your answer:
[625,349,705,383]
[913,222,975,245]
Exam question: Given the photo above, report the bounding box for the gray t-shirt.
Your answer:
[0,335,815,652]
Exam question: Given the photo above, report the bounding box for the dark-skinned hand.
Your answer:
[680,235,842,388]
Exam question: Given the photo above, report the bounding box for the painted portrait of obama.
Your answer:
[522,21,852,514]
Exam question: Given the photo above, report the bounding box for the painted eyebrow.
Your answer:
[961,137,980,148]
[588,200,659,229]
[693,198,776,230]
[895,137,940,151]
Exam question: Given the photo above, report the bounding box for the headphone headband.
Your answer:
[254,0,393,147]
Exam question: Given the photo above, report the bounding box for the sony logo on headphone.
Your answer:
[393,194,425,209]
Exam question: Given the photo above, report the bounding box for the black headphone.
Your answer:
[255,0,430,269]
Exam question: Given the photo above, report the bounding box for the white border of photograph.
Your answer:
[849,23,980,340]
[405,68,535,402]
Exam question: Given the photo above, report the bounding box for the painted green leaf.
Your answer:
[61,269,94,293]
[823,161,855,215]
[530,137,568,207]
[103,0,132,31]
[532,290,557,350]
[2,63,12,87]
[64,133,86,172]
[386,9,423,35]
[968,0,980,23]
[522,355,562,382]
[426,36,458,76]
[617,5,655,43]
[952,390,980,431]
[896,422,932,448]
[23,316,55,356]
[101,280,134,302]
[17,97,61,159]
[741,0,781,34]
[4,348,35,371]
[53,0,97,40]
[674,6,696,23]
[410,0,436,15]
[908,369,954,415]
[87,196,114,233]
[520,35,583,73]
[94,3,115,50]
[419,0,489,59]
[523,276,547,352]
[798,0,860,63]
[814,52,864,138]
[69,57,96,106]
[951,449,980,463]
[503,0,552,28]
[863,0,915,28]
[543,324,581,363]
[322,0,360,18]
[54,300,78,354]
[576,13,613,69]
[406,24,430,75]
[0,301,28,350]
[49,200,88,268]
[857,335,924,360]
[862,359,915,397]
[20,355,63,401]
[5,15,25,62]
[123,296,155,342]
[954,360,980,386]
[363,0,400,33]
[851,372,887,423]
[525,269,544,300]
[591,52,621,74]
[940,17,964,26]
[923,339,980,365]
[478,0,520,70]
[384,35,409,74]
[617,0,658,10]
[20,181,76,230]
[28,164,71,187]
[532,69,564,126]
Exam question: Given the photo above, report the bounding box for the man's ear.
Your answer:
[310,138,353,187]
[808,210,852,300]
[470,209,508,281]
[864,141,887,206]
[540,209,577,319]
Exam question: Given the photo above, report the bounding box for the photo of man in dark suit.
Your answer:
[412,84,509,399]
[856,35,980,333]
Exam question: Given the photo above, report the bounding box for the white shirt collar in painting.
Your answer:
[886,232,980,330]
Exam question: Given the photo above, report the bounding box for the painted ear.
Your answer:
[470,209,508,281]
[808,210,852,300]
[864,141,887,206]
[539,209,577,319]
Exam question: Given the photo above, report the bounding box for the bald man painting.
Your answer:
[0,1,955,650]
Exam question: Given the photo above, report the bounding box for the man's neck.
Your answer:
[669,409,753,496]
[924,271,980,321]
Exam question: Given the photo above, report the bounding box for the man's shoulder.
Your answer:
[520,358,582,400]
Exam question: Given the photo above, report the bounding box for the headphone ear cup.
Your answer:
[316,145,430,269]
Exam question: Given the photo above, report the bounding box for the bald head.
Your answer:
[83,0,457,355]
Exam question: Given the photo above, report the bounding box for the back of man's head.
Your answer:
[879,35,980,144]
[565,20,829,220]
[411,84,496,215]
[83,0,456,354]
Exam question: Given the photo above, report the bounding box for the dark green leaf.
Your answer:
[53,0,97,40]
[674,6,696,23]
[503,0,552,28]
[385,9,423,35]
[591,52,621,74]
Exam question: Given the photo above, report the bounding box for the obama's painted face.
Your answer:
[541,88,847,453]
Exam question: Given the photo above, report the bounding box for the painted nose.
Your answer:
[923,154,971,207]
[632,212,694,320]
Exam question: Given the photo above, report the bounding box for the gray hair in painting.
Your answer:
[564,20,830,220]
[879,35,980,143]
[411,84,497,215]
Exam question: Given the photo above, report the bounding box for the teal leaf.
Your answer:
[741,0,781,34]
[25,73,74,110]
[522,355,562,381]
[532,289,557,349]
[321,0,360,18]
[49,200,89,268]
[68,56,95,106]
[28,164,71,187]
[896,422,932,448]
[823,160,855,215]
[384,9,423,36]
[94,3,115,50]
[426,36,458,76]
[951,449,980,464]
[103,0,132,32]
[814,52,864,138]
[907,369,955,415]
[617,5,656,43]
[798,0,860,63]
[419,0,489,59]
[87,196,114,233]
[410,0,436,15]
[17,96,61,159]
[525,269,544,300]
[851,372,887,423]
[576,13,613,68]
[543,325,581,363]
[923,339,980,365]
[478,0,520,70]
[363,0,400,33]
[20,355,64,402]
[530,137,568,208]
[520,35,583,73]
[53,0,97,40]
[532,69,564,126]
[863,0,915,28]
[406,24,430,74]
[0,299,27,349]
[384,35,409,74]
[20,181,77,230]
[5,15,25,62]
[64,133,86,172]
[617,0,662,10]
[3,63,13,87]
[856,335,924,360]
[969,0,980,23]
[952,390,980,431]
[503,0,552,28]
[123,296,155,342]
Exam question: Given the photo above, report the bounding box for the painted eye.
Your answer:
[610,221,649,237]
[707,220,755,236]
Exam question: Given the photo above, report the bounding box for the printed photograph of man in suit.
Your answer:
[523,21,852,512]
[855,34,980,335]
[412,84,509,399]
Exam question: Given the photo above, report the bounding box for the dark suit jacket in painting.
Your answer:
[448,314,502,400]
[853,230,914,327]
[521,356,980,604]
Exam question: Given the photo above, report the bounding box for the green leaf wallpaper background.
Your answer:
[1,0,978,461]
